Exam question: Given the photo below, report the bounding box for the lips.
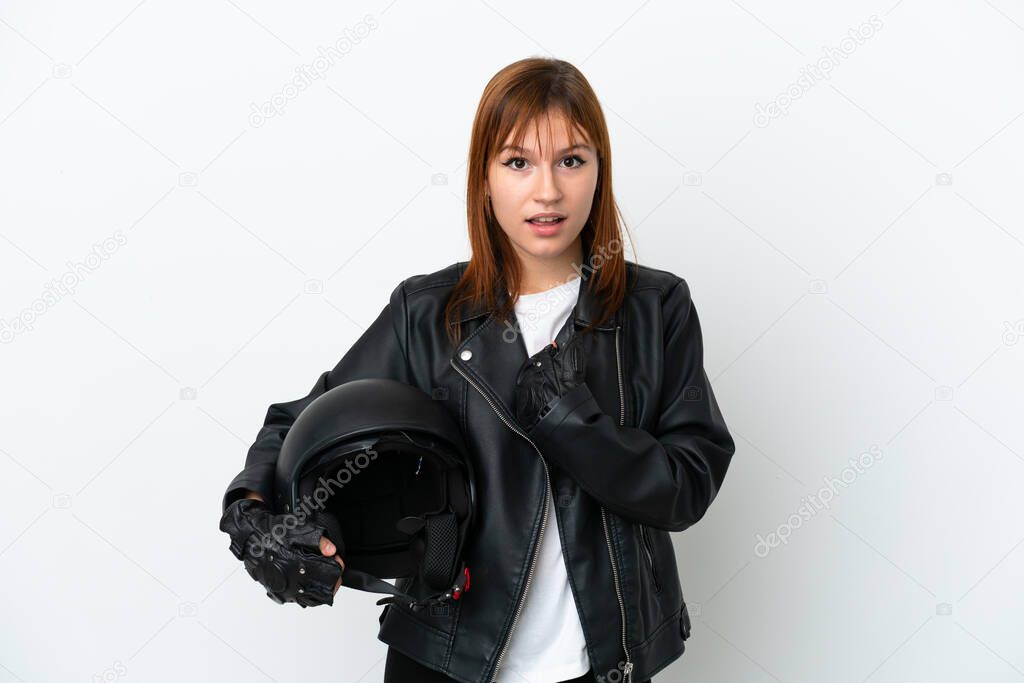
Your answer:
[526,216,565,237]
[526,212,567,227]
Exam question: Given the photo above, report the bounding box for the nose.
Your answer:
[533,164,562,204]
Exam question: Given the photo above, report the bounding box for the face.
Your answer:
[485,111,599,273]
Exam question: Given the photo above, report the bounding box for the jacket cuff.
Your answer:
[221,462,276,512]
[527,382,597,446]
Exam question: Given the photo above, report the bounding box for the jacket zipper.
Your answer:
[450,359,550,683]
[606,324,634,682]
[639,523,660,592]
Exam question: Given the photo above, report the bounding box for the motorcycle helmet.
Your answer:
[274,378,475,610]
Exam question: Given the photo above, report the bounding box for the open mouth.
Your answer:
[526,216,566,226]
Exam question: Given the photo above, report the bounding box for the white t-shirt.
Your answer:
[499,275,591,683]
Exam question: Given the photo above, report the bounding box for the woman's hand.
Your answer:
[513,327,590,432]
[243,489,346,595]
[219,493,347,606]
[320,535,345,595]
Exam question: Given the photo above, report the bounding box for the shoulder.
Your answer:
[393,261,466,305]
[625,261,689,303]
[401,261,467,297]
[622,262,696,334]
[384,261,466,319]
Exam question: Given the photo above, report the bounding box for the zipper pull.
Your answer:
[623,661,634,682]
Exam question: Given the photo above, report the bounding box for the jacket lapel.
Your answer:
[449,261,622,427]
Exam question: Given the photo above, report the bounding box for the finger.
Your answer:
[319,536,336,556]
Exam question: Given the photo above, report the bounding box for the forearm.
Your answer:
[529,381,734,531]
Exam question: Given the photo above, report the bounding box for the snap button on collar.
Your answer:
[460,349,473,361]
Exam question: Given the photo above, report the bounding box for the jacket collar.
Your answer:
[454,275,619,331]
[453,239,623,331]
[448,249,624,432]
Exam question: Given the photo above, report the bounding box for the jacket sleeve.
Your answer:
[220,280,413,513]
[526,278,735,532]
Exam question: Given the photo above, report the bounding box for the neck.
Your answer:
[515,236,584,295]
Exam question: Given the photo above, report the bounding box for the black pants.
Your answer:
[383,647,652,683]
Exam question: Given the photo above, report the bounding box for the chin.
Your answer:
[518,238,573,259]
[520,229,583,254]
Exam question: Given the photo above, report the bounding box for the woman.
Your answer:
[219,57,735,683]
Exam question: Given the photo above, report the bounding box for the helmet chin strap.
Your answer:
[314,510,471,612]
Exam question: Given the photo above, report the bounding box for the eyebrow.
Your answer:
[498,143,593,156]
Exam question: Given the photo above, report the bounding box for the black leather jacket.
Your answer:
[221,258,735,683]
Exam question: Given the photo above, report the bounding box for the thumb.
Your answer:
[320,536,336,556]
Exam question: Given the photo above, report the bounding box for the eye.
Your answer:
[501,154,587,171]
[561,155,586,169]
[502,157,529,170]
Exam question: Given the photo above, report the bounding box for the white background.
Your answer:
[1,1,1023,681]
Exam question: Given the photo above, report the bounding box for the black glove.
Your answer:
[218,498,344,608]
[513,325,590,433]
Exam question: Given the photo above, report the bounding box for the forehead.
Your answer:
[500,111,592,154]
